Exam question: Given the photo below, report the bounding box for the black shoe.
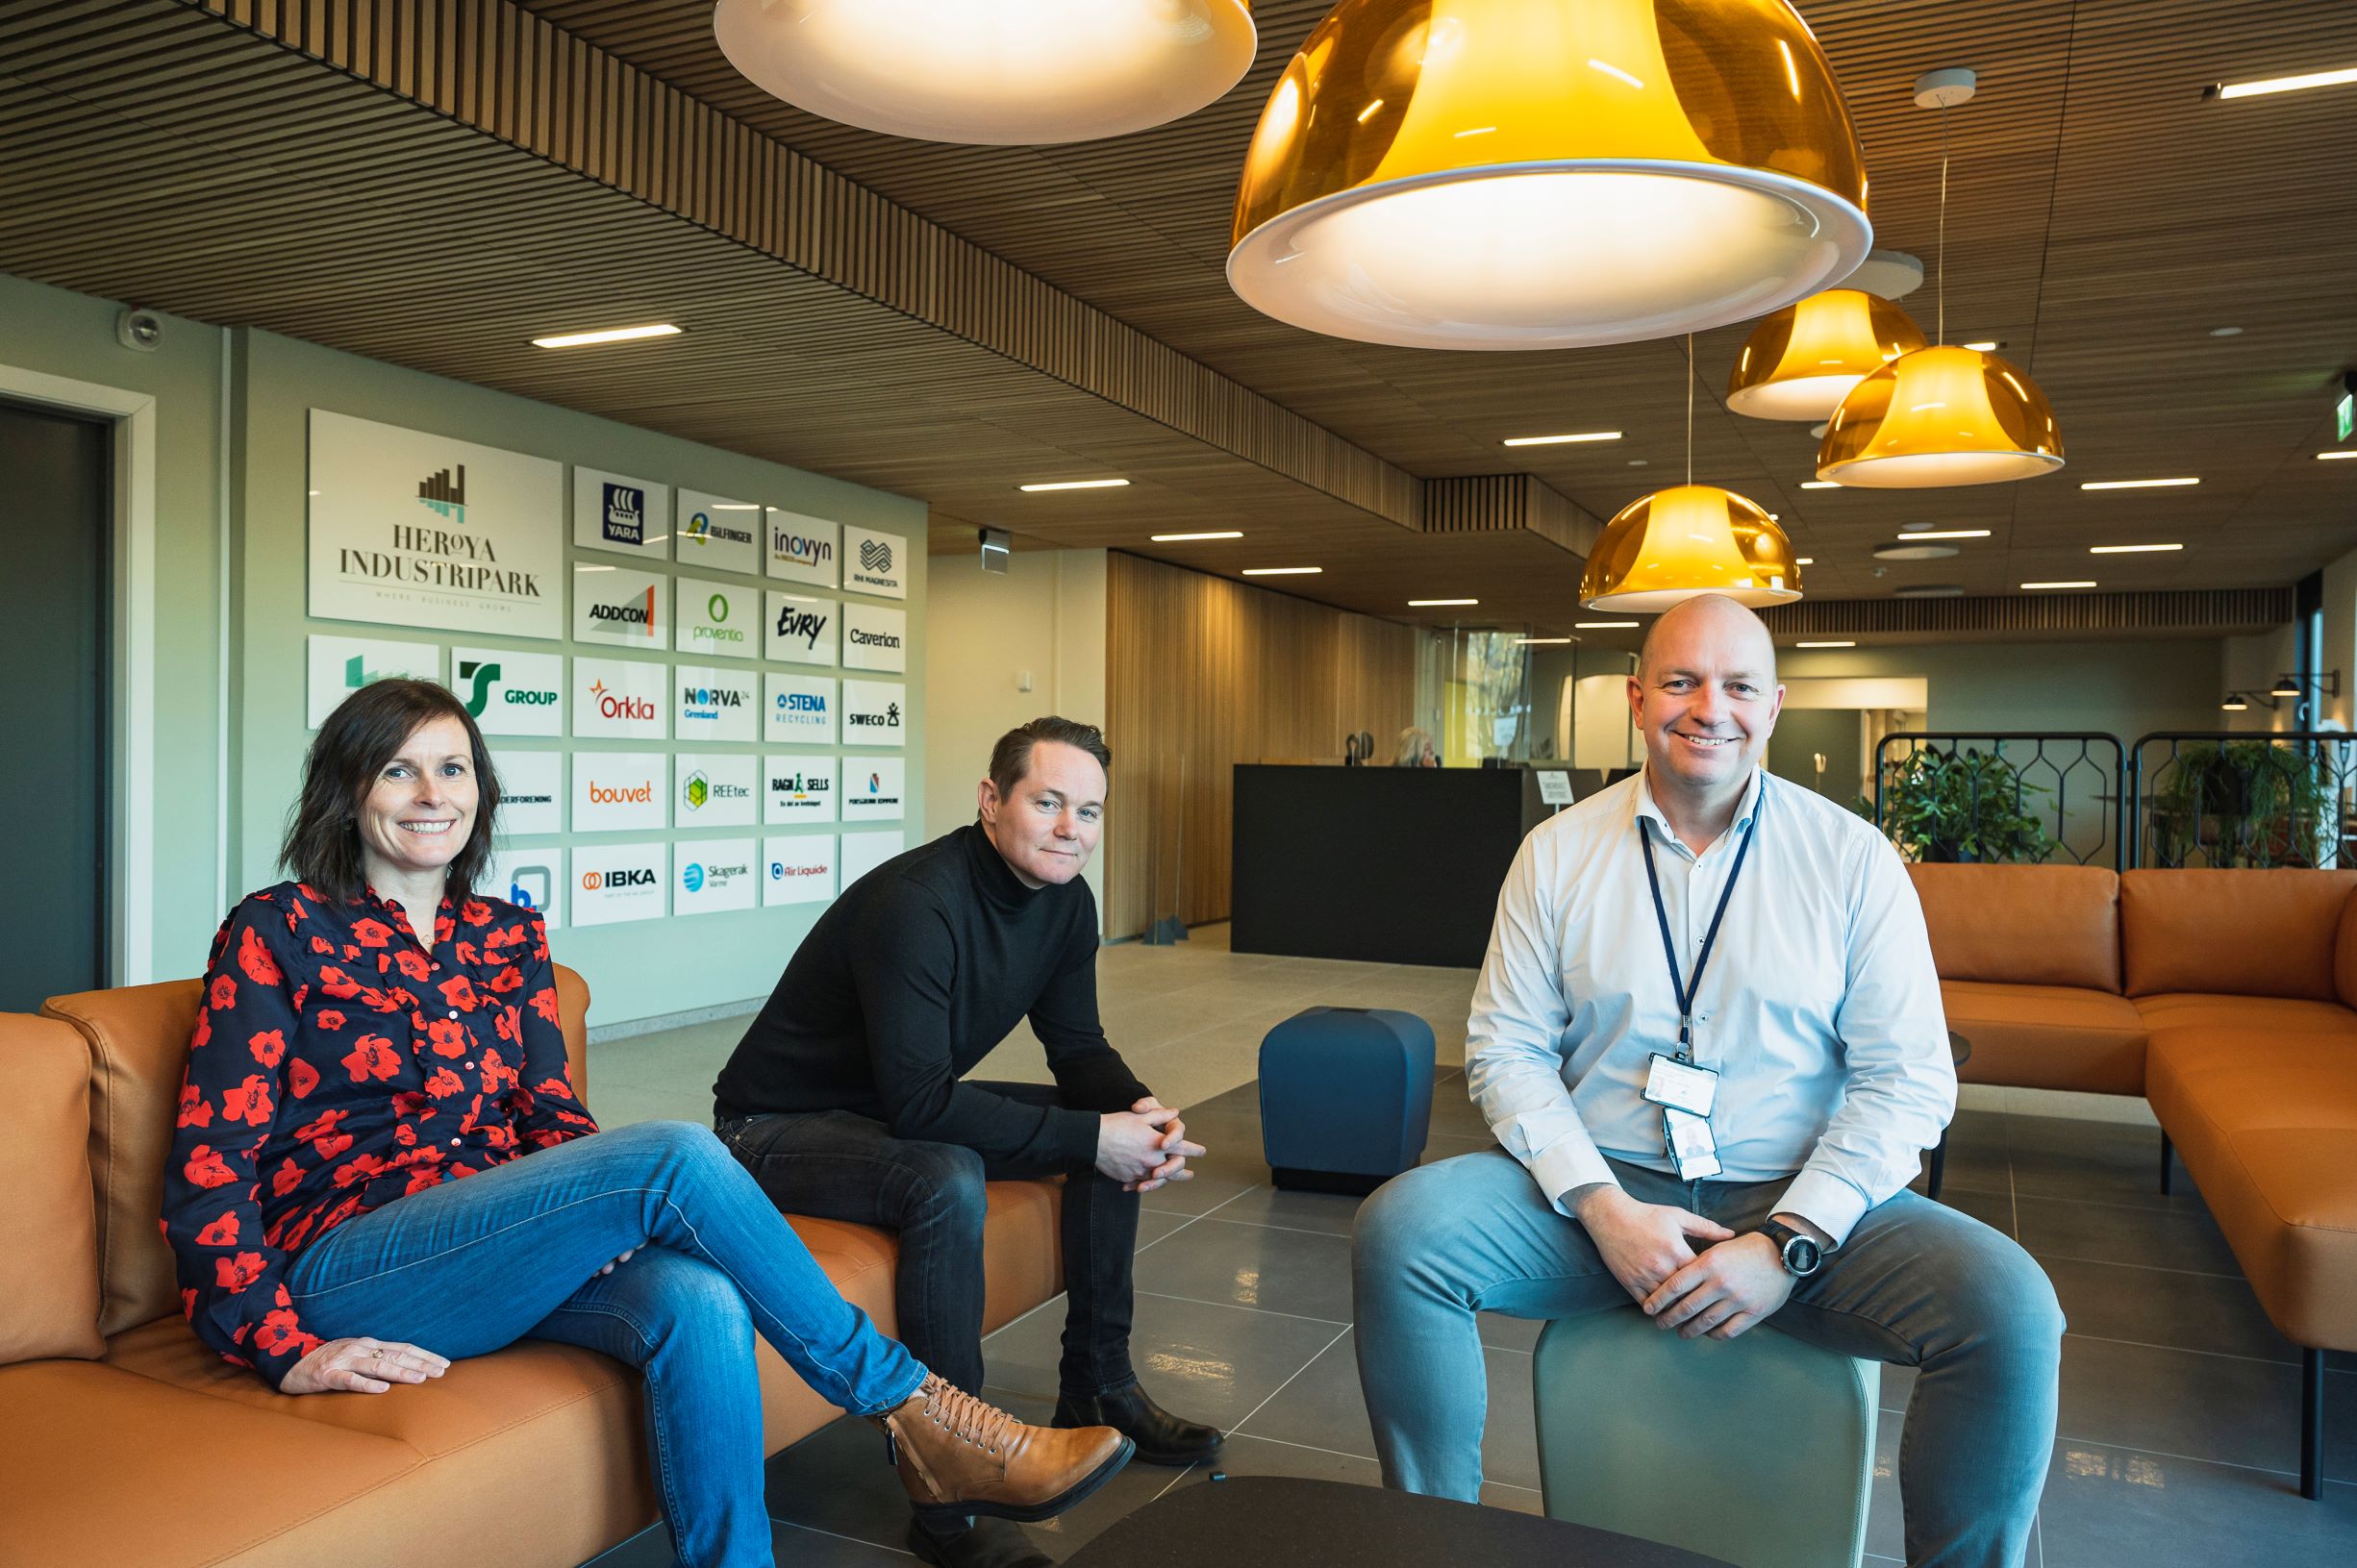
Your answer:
[1052,1381,1223,1466]
[908,1515,1053,1568]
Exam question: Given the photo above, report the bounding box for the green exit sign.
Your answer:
[2341,390,2354,443]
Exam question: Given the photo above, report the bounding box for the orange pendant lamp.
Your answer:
[1227,0,1872,350]
[1725,287,1926,421]
[1816,70,2064,487]
[1582,336,1803,610]
[713,0,1258,145]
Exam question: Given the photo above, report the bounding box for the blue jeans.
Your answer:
[1353,1151,2064,1568]
[284,1120,927,1568]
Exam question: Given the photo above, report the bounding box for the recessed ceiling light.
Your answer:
[2089,543,2184,554]
[1795,557,1815,564]
[1019,478,1130,492]
[1241,566,1320,576]
[1575,620,1641,629]
[2214,65,2357,100]
[530,323,683,348]
[2210,326,2244,337]
[1959,340,2000,352]
[1627,460,1650,467]
[710,503,761,511]
[1410,598,1479,607]
[1796,640,1855,648]
[1801,481,1841,489]
[575,564,616,573]
[1503,430,1622,447]
[1151,531,1243,541]
[1514,636,1576,645]
[2319,450,2357,460]
[1893,584,1964,598]
[1876,542,1958,561]
[2079,478,2198,490]
[1899,528,1993,539]
[2022,580,2097,590]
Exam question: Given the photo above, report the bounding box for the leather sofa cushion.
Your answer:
[1907,864,2121,992]
[2132,993,2357,1039]
[1937,981,2147,1096]
[2121,869,2357,1002]
[0,1015,104,1363]
[43,967,594,1338]
[2145,1028,2357,1350]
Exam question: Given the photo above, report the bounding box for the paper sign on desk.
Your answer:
[1536,771,1576,806]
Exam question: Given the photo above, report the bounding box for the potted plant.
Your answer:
[1873,747,2053,863]
[2149,740,2339,868]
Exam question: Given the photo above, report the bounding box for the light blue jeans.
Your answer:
[1353,1151,2064,1568]
[284,1120,927,1568]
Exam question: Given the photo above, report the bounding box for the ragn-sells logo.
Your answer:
[589,680,657,723]
[683,683,747,724]
[601,483,646,548]
[588,585,657,635]
[416,464,466,522]
[776,603,832,650]
[580,865,657,891]
[690,592,747,650]
[685,510,756,548]
[773,523,835,571]
[771,770,832,802]
[459,660,559,717]
[846,701,903,731]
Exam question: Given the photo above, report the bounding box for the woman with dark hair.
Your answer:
[162,680,1129,1568]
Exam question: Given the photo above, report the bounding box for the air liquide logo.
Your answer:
[589,681,657,722]
[416,464,465,522]
[459,660,559,717]
[588,585,657,635]
[601,483,645,548]
[773,524,833,571]
[776,604,831,649]
[690,592,746,650]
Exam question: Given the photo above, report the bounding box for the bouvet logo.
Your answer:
[776,604,831,649]
[587,780,654,805]
[859,537,894,574]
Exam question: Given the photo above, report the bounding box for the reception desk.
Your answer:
[1230,764,1559,967]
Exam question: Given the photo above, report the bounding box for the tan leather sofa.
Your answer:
[0,970,1066,1567]
[1908,863,2357,1498]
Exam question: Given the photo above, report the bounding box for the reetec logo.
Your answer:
[589,681,657,722]
[588,585,657,635]
[776,606,830,648]
[690,593,746,648]
[587,780,655,806]
[458,660,558,716]
[847,628,903,650]
[581,866,657,891]
[682,772,751,811]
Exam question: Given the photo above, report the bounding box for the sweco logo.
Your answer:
[588,585,657,635]
[459,660,558,716]
[581,865,657,891]
[691,593,746,647]
[589,681,657,722]
[773,525,834,570]
[776,604,830,649]
[846,701,903,731]
[859,538,894,575]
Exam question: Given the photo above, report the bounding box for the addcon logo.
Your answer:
[588,585,658,635]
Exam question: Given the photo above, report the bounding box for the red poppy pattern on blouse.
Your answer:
[161,882,597,1387]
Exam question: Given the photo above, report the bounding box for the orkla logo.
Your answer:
[589,681,657,722]
[588,585,657,635]
[580,866,657,891]
[586,780,655,806]
[776,606,831,648]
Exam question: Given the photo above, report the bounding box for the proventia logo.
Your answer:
[601,483,645,548]
[689,592,746,650]
[589,585,657,635]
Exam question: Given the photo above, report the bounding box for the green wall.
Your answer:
[1779,639,2226,744]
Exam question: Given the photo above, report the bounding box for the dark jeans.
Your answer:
[716,1081,1139,1402]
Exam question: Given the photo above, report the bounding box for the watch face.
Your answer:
[1786,1235,1822,1275]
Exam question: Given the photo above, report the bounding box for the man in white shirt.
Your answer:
[1353,595,2062,1568]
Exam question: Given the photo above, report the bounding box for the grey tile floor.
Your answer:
[583,927,2357,1568]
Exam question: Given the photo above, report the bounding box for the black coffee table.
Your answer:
[1061,1475,1736,1568]
[1927,1031,1973,1202]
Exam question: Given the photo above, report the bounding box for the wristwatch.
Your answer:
[1759,1218,1824,1279]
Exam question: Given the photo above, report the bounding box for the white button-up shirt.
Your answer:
[1465,766,1953,1246]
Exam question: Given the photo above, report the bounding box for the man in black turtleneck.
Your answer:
[715,717,1220,1568]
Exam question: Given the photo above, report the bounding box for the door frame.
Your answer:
[0,362,159,986]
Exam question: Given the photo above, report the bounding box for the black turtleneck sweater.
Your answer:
[715,825,1148,1167]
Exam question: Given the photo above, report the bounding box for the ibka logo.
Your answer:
[589,681,657,722]
[847,628,903,650]
[588,586,657,635]
[773,526,834,571]
[776,606,831,649]
[581,865,657,891]
[847,702,903,730]
[601,483,645,547]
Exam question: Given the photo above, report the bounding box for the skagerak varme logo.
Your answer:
[776,606,830,649]
[847,701,903,731]
[588,585,657,635]
[602,483,645,547]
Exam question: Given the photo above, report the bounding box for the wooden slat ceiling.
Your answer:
[3,0,2353,640]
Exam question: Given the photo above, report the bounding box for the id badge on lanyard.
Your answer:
[1638,790,1760,1182]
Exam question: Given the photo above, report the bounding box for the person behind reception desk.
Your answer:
[715,716,1220,1568]
[1393,726,1439,767]
[1350,596,2064,1568]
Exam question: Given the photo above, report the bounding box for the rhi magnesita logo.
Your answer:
[859,537,893,574]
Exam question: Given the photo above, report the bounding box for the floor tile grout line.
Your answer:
[1213,1423,1537,1495]
[2046,1431,2357,1487]
[765,1517,915,1558]
[1134,1288,1351,1328]
[1228,1323,1357,1440]
[1128,1181,1266,1261]
[2060,1328,2311,1370]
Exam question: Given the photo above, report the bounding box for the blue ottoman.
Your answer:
[1259,1007,1436,1194]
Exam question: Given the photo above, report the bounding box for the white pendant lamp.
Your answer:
[1816,70,2065,487]
[1725,287,1926,421]
[1227,0,1873,350]
[713,0,1258,145]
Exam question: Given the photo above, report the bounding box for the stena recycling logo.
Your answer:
[601,483,645,548]
[588,585,657,635]
[589,681,657,722]
[774,692,830,729]
[859,538,894,574]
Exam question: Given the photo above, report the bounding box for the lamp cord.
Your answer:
[1937,103,1949,346]
[1685,332,1694,487]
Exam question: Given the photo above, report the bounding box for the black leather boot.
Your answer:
[1052,1381,1224,1466]
[908,1515,1053,1568]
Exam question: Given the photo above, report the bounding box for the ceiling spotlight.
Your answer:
[1893,583,1965,598]
[1242,566,1321,576]
[1801,481,1842,489]
[2210,326,2244,337]
[1795,557,1815,565]
[2022,580,2097,590]
[1150,531,1243,541]
[2079,478,2198,490]
[1504,431,1622,447]
[1875,543,1956,561]
[2213,66,2357,101]
[1019,478,1131,492]
[531,323,682,348]
[1515,636,1577,645]
[2089,543,2184,554]
[1958,340,2001,352]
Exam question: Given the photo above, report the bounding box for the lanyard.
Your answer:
[1638,783,1763,1060]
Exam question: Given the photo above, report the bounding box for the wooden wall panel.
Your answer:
[1104,553,1421,938]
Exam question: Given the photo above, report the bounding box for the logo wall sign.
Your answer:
[572,468,670,560]
[842,523,908,600]
[572,840,668,926]
[678,489,761,575]
[766,508,840,588]
[304,634,442,728]
[452,646,564,736]
[573,566,669,648]
[765,590,839,666]
[841,601,907,674]
[675,579,753,660]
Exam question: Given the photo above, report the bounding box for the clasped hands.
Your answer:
[1572,1186,1807,1341]
[1097,1095,1207,1193]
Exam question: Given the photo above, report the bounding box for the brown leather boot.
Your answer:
[874,1374,1134,1524]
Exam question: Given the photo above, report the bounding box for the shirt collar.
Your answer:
[961,823,1038,911]
[1632,765,1767,849]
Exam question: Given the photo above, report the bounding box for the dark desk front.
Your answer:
[1231,764,1550,967]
